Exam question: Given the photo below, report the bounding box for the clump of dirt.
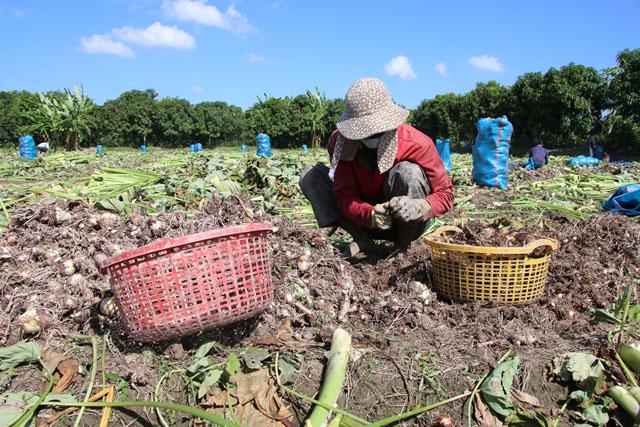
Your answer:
[511,166,565,183]
[0,196,639,426]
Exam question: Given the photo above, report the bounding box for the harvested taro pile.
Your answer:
[441,220,544,248]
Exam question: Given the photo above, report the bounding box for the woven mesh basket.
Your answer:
[424,226,559,304]
[101,223,273,342]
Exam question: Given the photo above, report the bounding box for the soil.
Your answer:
[1,196,639,426]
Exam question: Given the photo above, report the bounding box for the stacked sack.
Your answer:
[472,116,513,189]
[18,135,38,160]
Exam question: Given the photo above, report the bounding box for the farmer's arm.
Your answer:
[332,162,374,229]
[405,138,454,217]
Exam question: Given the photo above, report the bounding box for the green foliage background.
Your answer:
[1,48,639,152]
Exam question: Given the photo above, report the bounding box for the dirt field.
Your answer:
[1,190,639,426]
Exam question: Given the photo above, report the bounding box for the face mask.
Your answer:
[361,137,380,149]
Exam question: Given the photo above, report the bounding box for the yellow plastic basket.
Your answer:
[424,226,559,304]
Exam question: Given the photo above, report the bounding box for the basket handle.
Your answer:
[428,225,463,238]
[522,238,559,254]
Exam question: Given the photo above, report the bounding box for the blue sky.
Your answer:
[1,0,639,109]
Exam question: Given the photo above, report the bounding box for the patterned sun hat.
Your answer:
[336,77,409,140]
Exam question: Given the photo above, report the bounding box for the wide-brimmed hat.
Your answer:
[336,77,409,140]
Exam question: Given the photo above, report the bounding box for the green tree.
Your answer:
[153,97,196,146]
[604,48,640,152]
[608,48,640,122]
[511,64,606,148]
[246,95,296,147]
[193,101,245,146]
[0,91,39,145]
[411,93,466,143]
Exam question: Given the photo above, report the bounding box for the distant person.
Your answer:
[529,140,549,169]
[586,137,599,158]
[36,141,50,154]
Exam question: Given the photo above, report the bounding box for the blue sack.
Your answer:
[603,184,640,216]
[523,158,536,170]
[472,116,513,189]
[240,144,247,152]
[18,135,37,160]
[256,133,271,158]
[567,155,599,167]
[435,138,452,172]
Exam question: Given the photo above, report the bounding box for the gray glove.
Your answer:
[371,202,392,230]
[388,196,432,224]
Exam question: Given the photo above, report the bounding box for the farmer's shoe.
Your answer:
[337,218,384,258]
[393,223,422,253]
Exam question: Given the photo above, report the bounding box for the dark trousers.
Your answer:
[299,161,431,240]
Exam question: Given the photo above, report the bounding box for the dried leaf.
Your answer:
[204,388,237,407]
[41,348,66,374]
[231,368,270,405]
[52,358,79,393]
[512,389,542,408]
[474,394,504,427]
[255,384,292,421]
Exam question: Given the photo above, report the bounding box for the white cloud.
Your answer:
[79,34,134,58]
[384,55,417,80]
[163,0,256,35]
[113,22,196,49]
[247,53,265,63]
[434,62,447,77]
[468,54,504,72]
[189,85,203,94]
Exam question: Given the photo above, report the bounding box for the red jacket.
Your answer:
[329,124,454,229]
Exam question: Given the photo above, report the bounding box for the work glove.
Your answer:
[371,202,392,231]
[388,196,432,224]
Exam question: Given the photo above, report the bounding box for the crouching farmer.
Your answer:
[528,140,549,169]
[300,78,454,257]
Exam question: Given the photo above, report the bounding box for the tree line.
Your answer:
[0,48,638,152]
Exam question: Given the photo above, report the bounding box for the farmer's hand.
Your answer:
[388,196,432,224]
[371,203,392,230]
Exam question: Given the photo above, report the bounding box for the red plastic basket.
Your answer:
[101,223,274,343]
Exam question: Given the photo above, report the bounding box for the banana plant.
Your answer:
[23,86,96,150]
[58,86,96,150]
